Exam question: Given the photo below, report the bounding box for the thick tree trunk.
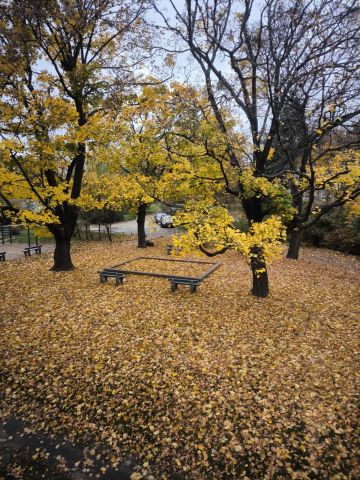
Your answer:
[241,197,270,297]
[250,248,269,298]
[51,232,73,271]
[137,203,147,248]
[48,207,77,271]
[287,229,302,259]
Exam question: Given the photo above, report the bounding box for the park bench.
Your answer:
[99,269,125,285]
[23,245,42,256]
[169,277,201,293]
[0,251,5,261]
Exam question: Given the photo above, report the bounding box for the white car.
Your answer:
[154,212,166,223]
[159,214,174,228]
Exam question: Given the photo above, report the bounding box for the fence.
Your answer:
[1,225,12,245]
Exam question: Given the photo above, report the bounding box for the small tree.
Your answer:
[104,83,206,248]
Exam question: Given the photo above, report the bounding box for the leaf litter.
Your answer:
[0,238,359,479]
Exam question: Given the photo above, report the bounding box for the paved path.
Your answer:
[89,215,176,238]
[0,242,55,261]
[0,417,143,480]
[0,217,176,261]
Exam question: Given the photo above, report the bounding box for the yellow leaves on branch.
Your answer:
[241,216,287,262]
[240,169,284,200]
[311,150,360,200]
[172,199,287,264]
[169,169,294,266]
[18,208,60,226]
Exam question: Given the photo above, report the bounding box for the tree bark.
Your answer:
[287,229,302,259]
[250,247,269,298]
[137,203,147,248]
[105,224,112,242]
[241,197,270,297]
[51,230,73,271]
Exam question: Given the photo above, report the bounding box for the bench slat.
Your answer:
[23,246,42,256]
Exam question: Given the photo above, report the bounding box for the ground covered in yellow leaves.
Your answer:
[0,238,359,479]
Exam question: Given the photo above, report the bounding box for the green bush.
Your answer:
[233,217,249,232]
[303,207,360,255]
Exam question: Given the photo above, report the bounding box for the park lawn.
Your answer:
[0,237,359,479]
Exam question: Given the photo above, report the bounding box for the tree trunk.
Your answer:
[105,224,112,242]
[287,229,302,259]
[51,232,73,271]
[137,203,147,248]
[250,247,269,298]
[241,197,270,297]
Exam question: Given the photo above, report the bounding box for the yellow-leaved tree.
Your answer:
[156,0,359,295]
[85,83,229,248]
[0,0,150,270]
[160,86,295,297]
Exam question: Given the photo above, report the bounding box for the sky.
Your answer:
[33,0,264,134]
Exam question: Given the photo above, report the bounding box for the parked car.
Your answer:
[154,212,166,223]
[159,214,174,228]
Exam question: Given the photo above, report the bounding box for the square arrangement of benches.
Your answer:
[23,245,42,256]
[99,256,221,293]
[0,252,5,261]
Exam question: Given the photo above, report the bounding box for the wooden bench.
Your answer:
[23,245,42,256]
[169,277,201,293]
[0,252,5,261]
[99,269,125,286]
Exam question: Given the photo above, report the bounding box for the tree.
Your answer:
[271,98,360,259]
[0,0,150,270]
[154,0,360,295]
[112,84,180,248]
[101,83,222,248]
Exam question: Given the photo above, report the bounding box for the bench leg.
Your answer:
[100,273,106,283]
[115,276,124,286]
[171,281,178,293]
[190,284,197,293]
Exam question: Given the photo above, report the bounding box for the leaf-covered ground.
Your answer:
[110,257,217,278]
[0,238,359,479]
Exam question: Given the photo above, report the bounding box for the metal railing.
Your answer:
[1,225,12,245]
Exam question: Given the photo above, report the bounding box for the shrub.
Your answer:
[303,207,360,255]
